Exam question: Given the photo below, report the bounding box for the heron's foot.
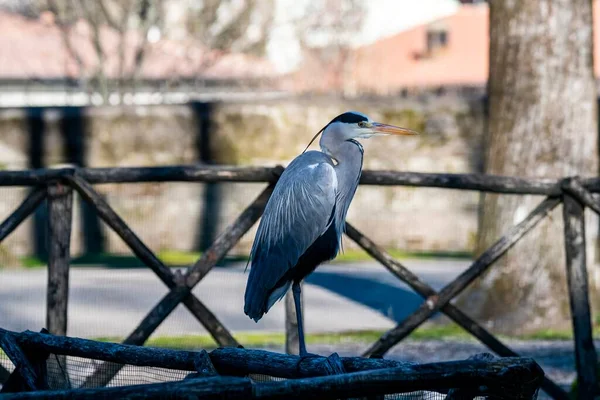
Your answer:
[297,352,322,366]
[296,352,345,375]
[324,352,345,375]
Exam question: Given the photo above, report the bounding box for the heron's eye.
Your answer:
[358,121,367,128]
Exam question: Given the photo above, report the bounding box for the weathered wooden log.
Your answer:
[210,348,410,378]
[254,357,543,400]
[360,170,561,194]
[562,189,598,400]
[344,222,569,400]
[0,187,46,243]
[65,175,238,347]
[0,169,69,187]
[364,196,561,358]
[1,329,51,393]
[3,328,197,371]
[0,356,543,400]
[80,178,278,387]
[0,364,11,384]
[80,165,280,184]
[46,184,73,337]
[3,328,413,377]
[0,164,597,194]
[0,376,252,399]
[0,333,42,391]
[0,166,277,186]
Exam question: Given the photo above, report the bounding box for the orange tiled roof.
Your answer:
[292,2,600,95]
[353,4,488,94]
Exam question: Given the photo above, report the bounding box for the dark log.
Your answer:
[2,164,599,195]
[0,364,11,384]
[344,223,569,400]
[1,329,51,393]
[364,196,561,358]
[0,333,41,391]
[359,170,561,194]
[3,328,415,377]
[445,353,496,400]
[0,166,278,186]
[46,184,73,337]
[253,357,543,400]
[210,348,409,378]
[3,328,197,371]
[0,357,544,400]
[0,169,68,187]
[0,188,46,243]
[80,180,277,387]
[0,376,252,399]
[65,175,238,347]
[562,191,598,400]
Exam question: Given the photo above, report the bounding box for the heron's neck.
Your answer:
[329,140,363,187]
[326,140,364,236]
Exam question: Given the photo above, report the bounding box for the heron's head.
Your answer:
[303,111,419,153]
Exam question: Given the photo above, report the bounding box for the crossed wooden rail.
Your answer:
[0,165,599,399]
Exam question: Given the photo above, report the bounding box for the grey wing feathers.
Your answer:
[244,152,337,320]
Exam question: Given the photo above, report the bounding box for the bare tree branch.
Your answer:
[98,0,120,31]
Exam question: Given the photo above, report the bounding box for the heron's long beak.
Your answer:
[371,122,420,136]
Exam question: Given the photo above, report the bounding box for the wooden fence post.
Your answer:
[46,183,73,336]
[46,183,73,389]
[562,188,598,400]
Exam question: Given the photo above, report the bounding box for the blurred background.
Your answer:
[0,1,599,390]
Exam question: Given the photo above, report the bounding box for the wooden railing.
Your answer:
[0,328,544,399]
[0,165,598,399]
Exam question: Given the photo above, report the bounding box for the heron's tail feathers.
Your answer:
[244,250,293,322]
[244,279,291,322]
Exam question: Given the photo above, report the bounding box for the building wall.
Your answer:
[0,96,485,265]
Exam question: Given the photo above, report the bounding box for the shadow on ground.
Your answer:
[306,270,425,323]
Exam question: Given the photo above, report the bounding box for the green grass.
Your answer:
[93,322,592,351]
[516,329,575,341]
[19,255,46,268]
[89,320,600,352]
[157,250,202,265]
[6,248,471,270]
[333,249,472,263]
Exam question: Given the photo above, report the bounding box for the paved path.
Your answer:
[0,259,469,338]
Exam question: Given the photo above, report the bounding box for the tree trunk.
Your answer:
[459,0,598,333]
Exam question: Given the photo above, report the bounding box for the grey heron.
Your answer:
[244,111,419,356]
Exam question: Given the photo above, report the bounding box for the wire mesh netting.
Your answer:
[1,350,538,400]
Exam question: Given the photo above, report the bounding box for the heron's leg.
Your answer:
[292,281,308,356]
[292,282,344,375]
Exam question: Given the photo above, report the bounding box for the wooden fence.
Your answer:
[0,165,598,399]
